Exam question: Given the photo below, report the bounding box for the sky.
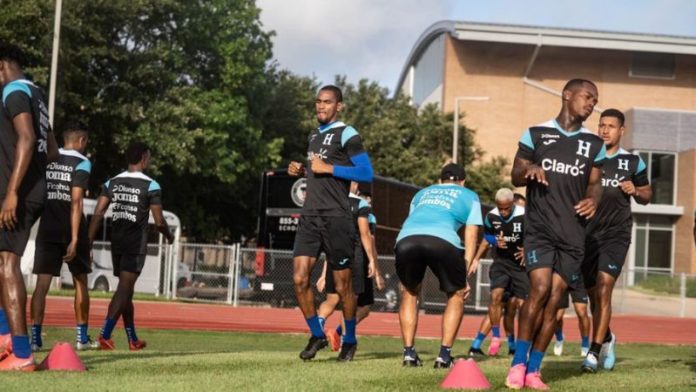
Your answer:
[257,0,696,92]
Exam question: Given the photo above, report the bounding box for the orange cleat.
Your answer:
[98,336,116,350]
[0,353,35,371]
[325,329,341,352]
[0,334,12,361]
[128,340,147,351]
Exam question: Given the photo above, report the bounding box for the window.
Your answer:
[637,151,676,205]
[630,52,675,79]
[634,216,674,272]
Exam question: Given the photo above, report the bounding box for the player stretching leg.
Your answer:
[505,79,605,390]
[581,109,651,372]
[396,164,481,368]
[0,44,58,371]
[30,122,98,351]
[288,85,373,361]
[90,142,173,351]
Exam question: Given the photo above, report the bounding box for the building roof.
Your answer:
[396,20,696,94]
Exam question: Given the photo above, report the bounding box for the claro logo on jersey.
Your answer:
[602,173,626,188]
[541,158,586,176]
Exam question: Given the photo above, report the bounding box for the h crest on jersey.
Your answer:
[618,159,629,171]
[576,140,591,158]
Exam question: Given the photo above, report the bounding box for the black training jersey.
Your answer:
[302,121,366,217]
[484,206,525,264]
[0,79,52,203]
[350,193,371,235]
[368,213,377,235]
[587,148,648,237]
[516,119,606,248]
[36,149,91,244]
[100,171,162,255]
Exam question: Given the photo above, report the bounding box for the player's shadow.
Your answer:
[541,356,627,383]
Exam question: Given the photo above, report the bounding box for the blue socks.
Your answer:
[555,329,564,341]
[528,350,545,373]
[31,324,42,347]
[305,316,325,338]
[439,345,452,362]
[101,318,117,340]
[581,335,590,349]
[318,317,326,330]
[336,324,343,336]
[12,335,31,359]
[511,339,531,367]
[0,309,9,334]
[404,346,416,357]
[472,331,486,349]
[343,319,357,344]
[125,324,138,342]
[77,324,88,344]
[492,325,501,338]
[507,334,516,351]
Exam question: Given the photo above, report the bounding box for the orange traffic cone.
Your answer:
[38,342,86,371]
[440,359,491,390]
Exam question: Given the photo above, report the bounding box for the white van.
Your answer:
[20,198,182,295]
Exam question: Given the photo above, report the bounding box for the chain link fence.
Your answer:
[23,240,696,319]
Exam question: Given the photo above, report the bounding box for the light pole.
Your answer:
[452,96,489,163]
[48,0,63,125]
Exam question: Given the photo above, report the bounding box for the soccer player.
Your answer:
[287,85,373,362]
[315,183,383,351]
[581,109,651,372]
[552,290,590,356]
[505,79,606,390]
[30,122,98,352]
[0,44,58,371]
[396,163,481,368]
[89,142,173,351]
[477,188,527,357]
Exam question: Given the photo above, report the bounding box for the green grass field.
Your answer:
[3,328,695,391]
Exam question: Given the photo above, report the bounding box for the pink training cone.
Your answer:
[38,342,87,372]
[440,359,491,390]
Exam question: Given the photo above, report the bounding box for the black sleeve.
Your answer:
[358,205,371,218]
[344,134,366,158]
[100,183,112,201]
[5,91,32,119]
[72,170,90,190]
[149,189,162,206]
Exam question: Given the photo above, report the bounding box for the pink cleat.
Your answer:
[488,337,501,356]
[525,371,550,390]
[505,363,526,389]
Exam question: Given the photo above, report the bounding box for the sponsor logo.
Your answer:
[602,173,626,188]
[308,148,328,161]
[608,264,618,270]
[541,134,560,139]
[339,258,349,266]
[542,139,557,146]
[290,178,307,207]
[541,158,586,176]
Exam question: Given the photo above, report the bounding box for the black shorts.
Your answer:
[33,241,91,276]
[524,235,585,292]
[293,215,356,270]
[489,258,530,299]
[326,242,366,295]
[111,251,146,276]
[558,286,589,309]
[582,234,630,289]
[0,201,43,256]
[395,235,466,294]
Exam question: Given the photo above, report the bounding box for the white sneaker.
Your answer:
[600,333,616,370]
[553,340,564,356]
[76,338,100,351]
[580,346,589,357]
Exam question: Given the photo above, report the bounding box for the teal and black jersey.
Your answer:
[100,171,162,255]
[587,148,648,237]
[36,149,91,244]
[303,121,366,217]
[0,79,52,203]
[396,183,483,249]
[368,213,377,235]
[484,206,525,264]
[515,119,606,248]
